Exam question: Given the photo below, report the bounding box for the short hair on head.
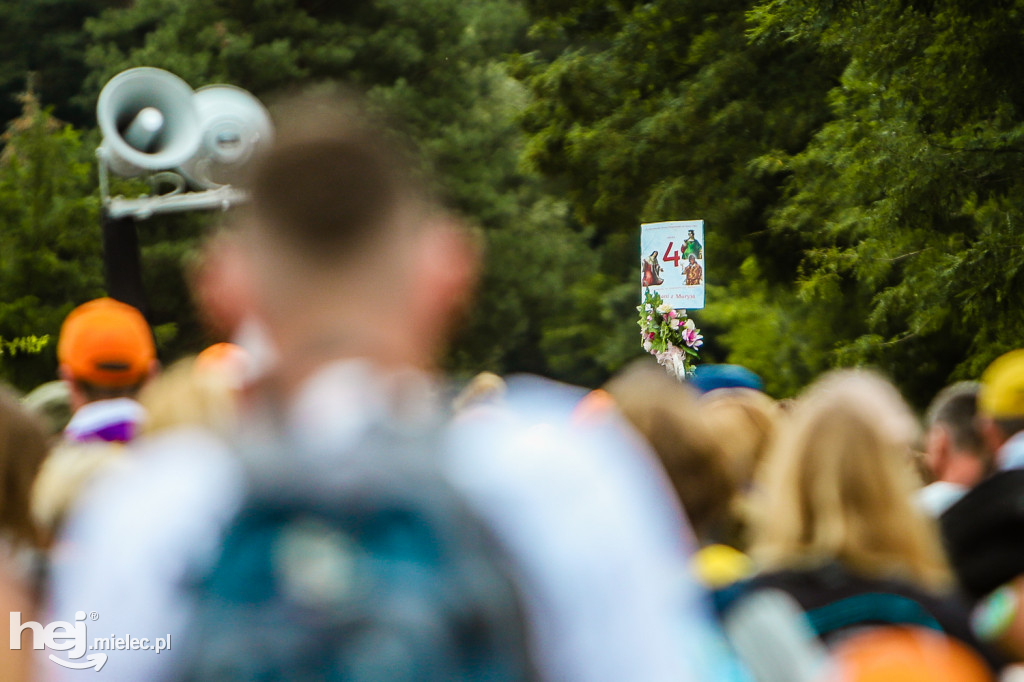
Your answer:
[925,381,983,454]
[239,89,430,263]
[73,379,144,404]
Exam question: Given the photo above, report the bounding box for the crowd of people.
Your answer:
[1,89,1023,681]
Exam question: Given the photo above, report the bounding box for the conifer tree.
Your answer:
[0,88,103,389]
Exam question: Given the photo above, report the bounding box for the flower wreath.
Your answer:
[637,288,703,380]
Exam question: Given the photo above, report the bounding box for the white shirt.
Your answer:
[999,430,1024,472]
[917,480,969,516]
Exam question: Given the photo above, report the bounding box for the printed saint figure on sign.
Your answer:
[684,254,702,285]
[681,230,702,261]
[641,251,664,287]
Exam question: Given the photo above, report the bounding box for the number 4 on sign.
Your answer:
[662,242,680,266]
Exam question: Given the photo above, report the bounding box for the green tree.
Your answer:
[514,0,839,391]
[746,0,1024,404]
[0,90,105,389]
[0,0,118,129]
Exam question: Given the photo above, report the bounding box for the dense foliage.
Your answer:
[0,0,604,389]
[514,0,1024,404]
[0,91,104,387]
[745,0,1024,403]
[0,0,1021,403]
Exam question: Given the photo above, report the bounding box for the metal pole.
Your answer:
[101,208,148,317]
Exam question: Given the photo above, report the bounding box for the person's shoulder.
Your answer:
[62,426,245,546]
[446,374,639,483]
[736,563,927,611]
[942,469,1024,525]
[33,440,128,535]
[918,480,968,516]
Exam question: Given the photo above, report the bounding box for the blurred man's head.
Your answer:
[924,382,989,486]
[977,350,1024,459]
[57,297,157,410]
[199,91,478,392]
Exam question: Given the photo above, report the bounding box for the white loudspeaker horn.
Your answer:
[97,67,202,177]
[179,85,273,189]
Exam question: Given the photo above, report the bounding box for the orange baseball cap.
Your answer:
[57,298,156,387]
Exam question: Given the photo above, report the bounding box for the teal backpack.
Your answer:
[174,422,535,681]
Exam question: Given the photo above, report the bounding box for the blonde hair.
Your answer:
[138,357,239,436]
[604,360,736,543]
[700,388,783,489]
[751,370,951,590]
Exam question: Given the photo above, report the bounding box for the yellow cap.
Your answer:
[690,543,754,589]
[979,349,1024,419]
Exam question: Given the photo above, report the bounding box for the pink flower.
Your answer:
[683,329,703,348]
[646,332,655,340]
[667,309,677,319]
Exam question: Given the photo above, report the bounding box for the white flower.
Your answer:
[643,340,653,352]
[683,319,695,331]
[657,303,673,315]
[670,318,681,330]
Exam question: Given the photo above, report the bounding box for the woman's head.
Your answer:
[604,360,736,544]
[700,388,782,490]
[751,370,949,589]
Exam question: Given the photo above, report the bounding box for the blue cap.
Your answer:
[691,364,764,393]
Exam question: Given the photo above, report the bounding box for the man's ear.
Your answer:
[190,231,258,340]
[409,217,481,334]
[145,359,161,382]
[924,425,950,478]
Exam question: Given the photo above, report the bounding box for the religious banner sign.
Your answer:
[640,219,705,310]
